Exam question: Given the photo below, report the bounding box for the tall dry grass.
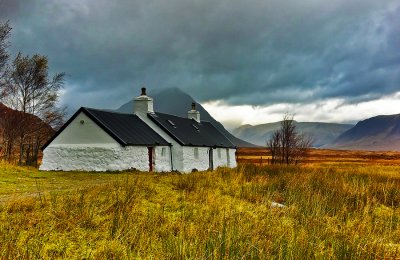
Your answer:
[0,163,399,258]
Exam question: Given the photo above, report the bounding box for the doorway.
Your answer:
[148,147,155,171]
[209,148,214,170]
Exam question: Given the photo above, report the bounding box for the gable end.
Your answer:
[42,108,127,150]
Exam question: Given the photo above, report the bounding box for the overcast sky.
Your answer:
[1,0,399,127]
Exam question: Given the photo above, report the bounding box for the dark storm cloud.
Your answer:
[1,0,399,111]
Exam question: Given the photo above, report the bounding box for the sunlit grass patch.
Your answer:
[0,162,399,258]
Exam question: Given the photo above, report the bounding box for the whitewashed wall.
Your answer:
[210,148,237,169]
[212,148,227,168]
[182,146,209,172]
[41,145,172,172]
[40,145,152,171]
[154,146,172,172]
[50,113,117,145]
[179,147,237,172]
[227,148,237,168]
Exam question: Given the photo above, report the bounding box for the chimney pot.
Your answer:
[134,87,154,115]
[188,102,200,122]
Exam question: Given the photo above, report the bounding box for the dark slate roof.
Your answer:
[148,112,236,148]
[42,107,170,150]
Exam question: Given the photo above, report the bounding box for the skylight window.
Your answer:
[167,120,176,128]
[192,124,200,131]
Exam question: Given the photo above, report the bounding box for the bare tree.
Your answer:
[0,53,64,165]
[2,53,65,122]
[268,130,282,164]
[267,114,312,165]
[0,22,63,165]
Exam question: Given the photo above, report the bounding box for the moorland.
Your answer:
[1,148,400,258]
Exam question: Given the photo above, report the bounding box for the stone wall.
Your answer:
[227,148,237,168]
[182,146,210,172]
[154,146,173,172]
[211,148,237,169]
[212,148,228,168]
[40,145,171,172]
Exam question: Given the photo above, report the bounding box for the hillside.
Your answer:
[0,103,54,164]
[328,114,400,151]
[233,121,353,147]
[117,87,257,147]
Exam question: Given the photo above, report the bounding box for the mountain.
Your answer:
[116,87,257,147]
[328,114,400,151]
[233,121,353,147]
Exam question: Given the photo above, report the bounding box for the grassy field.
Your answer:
[1,152,400,258]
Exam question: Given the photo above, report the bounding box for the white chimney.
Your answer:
[188,102,200,122]
[134,87,154,116]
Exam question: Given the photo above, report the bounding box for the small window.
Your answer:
[192,124,199,131]
[194,147,199,159]
[161,147,166,157]
[167,120,176,128]
[218,148,221,159]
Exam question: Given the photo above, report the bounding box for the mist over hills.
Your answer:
[233,121,354,147]
[328,114,400,151]
[116,88,257,147]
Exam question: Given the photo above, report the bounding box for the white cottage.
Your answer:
[40,88,237,172]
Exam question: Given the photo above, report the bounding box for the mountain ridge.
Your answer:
[233,121,354,147]
[327,113,400,151]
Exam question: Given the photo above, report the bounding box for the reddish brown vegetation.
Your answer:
[0,103,54,165]
[237,147,400,165]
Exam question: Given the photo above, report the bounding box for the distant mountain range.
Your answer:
[233,122,354,147]
[327,114,400,151]
[116,88,257,147]
[234,115,400,151]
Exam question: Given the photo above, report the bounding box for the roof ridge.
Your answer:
[153,111,212,123]
[83,107,134,116]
